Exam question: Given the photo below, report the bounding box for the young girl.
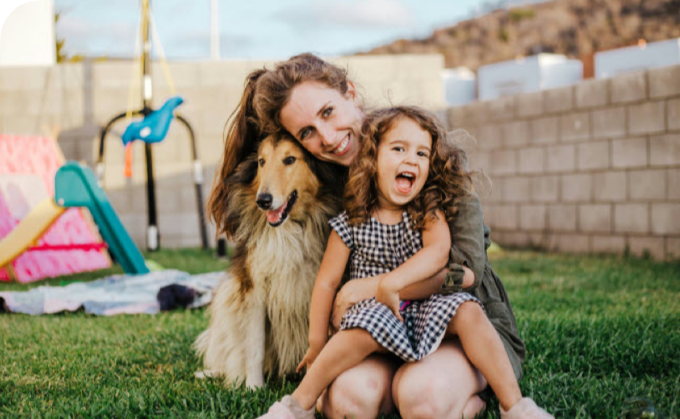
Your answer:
[259,107,553,419]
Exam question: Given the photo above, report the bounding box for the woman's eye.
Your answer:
[323,107,333,118]
[283,156,297,166]
[300,128,312,141]
[258,158,265,167]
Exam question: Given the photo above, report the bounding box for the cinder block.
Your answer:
[562,174,592,202]
[531,116,559,144]
[518,147,545,174]
[546,144,576,173]
[560,112,590,142]
[650,134,680,167]
[516,91,544,117]
[628,101,666,135]
[495,205,518,230]
[669,169,680,200]
[156,187,181,212]
[486,178,504,203]
[593,172,627,202]
[576,78,609,109]
[651,204,680,235]
[545,86,573,113]
[469,151,491,172]
[503,177,531,203]
[463,101,489,126]
[92,62,135,89]
[612,137,648,169]
[151,62,201,89]
[577,141,610,170]
[591,236,626,254]
[519,204,546,230]
[614,204,649,233]
[531,176,559,202]
[648,65,680,99]
[487,96,515,121]
[490,150,516,175]
[118,213,147,238]
[667,238,680,261]
[476,125,503,150]
[579,204,611,233]
[0,66,50,90]
[548,205,577,231]
[591,107,626,139]
[629,169,666,200]
[611,71,647,103]
[500,232,529,247]
[447,107,466,128]
[629,236,666,260]
[502,121,530,147]
[668,99,680,131]
[158,212,201,237]
[554,234,590,253]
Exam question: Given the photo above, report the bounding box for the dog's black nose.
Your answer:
[256,193,273,210]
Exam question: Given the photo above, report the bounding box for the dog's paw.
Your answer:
[245,374,264,389]
[194,369,216,379]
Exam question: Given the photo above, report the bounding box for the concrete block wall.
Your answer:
[0,55,446,249]
[447,64,680,261]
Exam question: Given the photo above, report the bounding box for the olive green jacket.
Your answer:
[441,194,526,380]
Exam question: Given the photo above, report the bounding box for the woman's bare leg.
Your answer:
[317,354,399,419]
[292,328,382,410]
[447,301,521,412]
[393,339,487,419]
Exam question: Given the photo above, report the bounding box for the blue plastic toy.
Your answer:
[121,96,184,145]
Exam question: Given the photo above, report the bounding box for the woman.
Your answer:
[209,53,527,419]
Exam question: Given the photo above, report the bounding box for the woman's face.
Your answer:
[280,81,364,167]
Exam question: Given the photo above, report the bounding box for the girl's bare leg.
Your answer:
[447,301,522,412]
[393,339,487,419]
[292,328,382,410]
[318,354,399,419]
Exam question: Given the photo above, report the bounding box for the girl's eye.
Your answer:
[393,146,404,152]
[258,158,265,167]
[322,107,333,118]
[417,151,429,157]
[283,156,296,166]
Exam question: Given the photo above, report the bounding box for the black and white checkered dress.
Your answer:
[329,211,481,362]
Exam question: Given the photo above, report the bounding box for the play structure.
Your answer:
[0,135,148,283]
[97,0,208,252]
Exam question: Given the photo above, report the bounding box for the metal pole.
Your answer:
[211,0,219,60]
[142,0,160,251]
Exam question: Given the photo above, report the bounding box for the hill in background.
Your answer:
[358,0,680,72]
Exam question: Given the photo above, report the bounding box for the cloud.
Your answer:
[278,0,415,30]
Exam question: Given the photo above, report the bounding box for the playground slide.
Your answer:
[0,199,66,268]
[0,162,149,276]
[54,162,149,275]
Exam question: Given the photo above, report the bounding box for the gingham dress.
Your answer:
[329,211,481,362]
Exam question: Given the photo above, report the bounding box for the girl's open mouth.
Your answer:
[396,172,415,194]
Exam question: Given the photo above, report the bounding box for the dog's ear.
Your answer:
[218,152,259,239]
[301,149,347,196]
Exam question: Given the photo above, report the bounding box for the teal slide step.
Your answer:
[54,162,149,274]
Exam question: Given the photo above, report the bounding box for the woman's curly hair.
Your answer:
[344,106,473,230]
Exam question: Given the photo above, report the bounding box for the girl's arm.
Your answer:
[307,230,351,349]
[376,210,451,319]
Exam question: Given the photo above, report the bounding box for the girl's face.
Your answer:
[280,81,364,167]
[376,117,432,212]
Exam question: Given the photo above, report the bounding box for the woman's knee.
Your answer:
[321,355,397,419]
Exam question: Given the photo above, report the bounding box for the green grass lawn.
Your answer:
[1,248,678,418]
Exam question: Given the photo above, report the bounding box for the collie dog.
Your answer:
[194,134,342,388]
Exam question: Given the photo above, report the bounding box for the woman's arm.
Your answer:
[307,230,351,348]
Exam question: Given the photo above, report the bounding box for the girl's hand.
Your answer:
[296,346,321,373]
[376,279,403,322]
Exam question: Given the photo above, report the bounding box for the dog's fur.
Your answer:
[194,134,343,388]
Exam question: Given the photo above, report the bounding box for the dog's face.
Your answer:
[254,136,321,227]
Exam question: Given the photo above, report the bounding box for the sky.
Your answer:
[53,0,506,61]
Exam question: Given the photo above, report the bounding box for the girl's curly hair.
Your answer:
[344,106,472,230]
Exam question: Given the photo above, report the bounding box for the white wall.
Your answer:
[0,0,56,67]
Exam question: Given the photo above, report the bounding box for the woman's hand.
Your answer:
[331,275,382,329]
[296,345,322,373]
[376,278,403,322]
